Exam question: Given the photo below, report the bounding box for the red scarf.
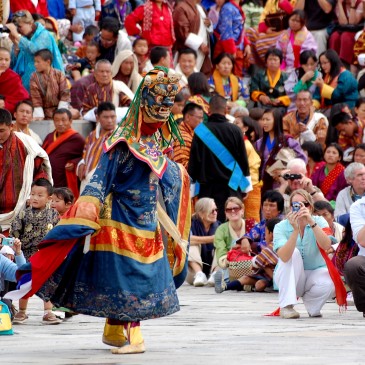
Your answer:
[321,163,344,197]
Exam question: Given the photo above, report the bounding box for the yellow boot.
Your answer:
[111,321,145,354]
[102,319,127,347]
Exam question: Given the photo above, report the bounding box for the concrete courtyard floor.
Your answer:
[1,283,364,365]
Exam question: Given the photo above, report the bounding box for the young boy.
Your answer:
[10,178,61,325]
[68,41,100,81]
[132,37,149,74]
[51,187,75,216]
[30,49,79,120]
[75,25,100,58]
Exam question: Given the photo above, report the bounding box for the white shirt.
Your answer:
[350,196,365,256]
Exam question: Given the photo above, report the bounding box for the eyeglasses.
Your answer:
[188,113,204,120]
[225,207,241,213]
[210,208,218,214]
[13,11,27,18]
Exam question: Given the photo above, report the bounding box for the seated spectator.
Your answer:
[284,50,321,112]
[30,49,79,120]
[213,197,255,271]
[250,48,290,114]
[171,91,186,125]
[68,41,100,81]
[344,196,365,317]
[111,49,142,94]
[255,109,307,196]
[334,162,365,218]
[132,38,149,74]
[328,0,363,72]
[301,141,325,178]
[245,0,295,67]
[353,143,365,165]
[219,217,281,293]
[75,25,100,59]
[231,104,249,119]
[274,189,346,319]
[82,59,132,114]
[240,190,284,251]
[283,90,328,147]
[311,143,348,204]
[13,100,42,145]
[186,198,220,287]
[313,49,359,110]
[330,104,365,162]
[187,72,211,121]
[0,47,29,115]
[275,10,317,74]
[70,73,95,111]
[175,49,198,87]
[277,158,326,214]
[314,200,344,245]
[208,53,245,102]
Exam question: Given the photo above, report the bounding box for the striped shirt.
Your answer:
[172,121,194,169]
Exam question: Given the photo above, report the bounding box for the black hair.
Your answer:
[265,48,283,64]
[31,178,53,195]
[15,99,34,112]
[325,142,344,162]
[32,13,45,22]
[96,101,115,115]
[296,50,317,79]
[53,108,72,120]
[259,108,283,158]
[99,17,120,36]
[0,109,12,126]
[178,48,198,60]
[209,94,227,114]
[236,115,261,142]
[34,49,53,63]
[249,107,265,121]
[214,52,235,67]
[313,200,335,215]
[187,72,211,97]
[301,141,324,163]
[150,46,169,65]
[182,102,203,118]
[86,40,100,50]
[353,143,365,161]
[266,217,282,233]
[355,97,365,108]
[174,91,185,103]
[83,24,99,38]
[319,49,343,79]
[132,37,148,47]
[52,187,75,205]
[262,190,284,214]
[289,9,306,28]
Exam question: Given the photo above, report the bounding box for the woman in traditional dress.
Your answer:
[311,142,348,204]
[275,9,317,74]
[188,71,212,121]
[255,108,307,196]
[111,49,142,94]
[245,0,296,67]
[208,52,245,101]
[313,49,359,110]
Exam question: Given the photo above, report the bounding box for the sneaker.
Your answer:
[243,285,252,292]
[346,292,355,306]
[42,312,63,325]
[207,272,216,287]
[193,271,208,287]
[280,305,300,319]
[214,270,226,294]
[13,311,28,324]
[309,313,322,318]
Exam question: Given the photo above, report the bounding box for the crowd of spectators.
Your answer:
[2,0,365,325]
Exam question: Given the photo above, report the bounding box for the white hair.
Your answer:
[287,158,307,172]
[344,162,365,181]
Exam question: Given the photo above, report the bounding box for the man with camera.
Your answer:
[277,158,326,214]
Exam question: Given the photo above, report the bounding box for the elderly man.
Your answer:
[173,102,204,169]
[82,59,133,114]
[42,109,85,197]
[0,109,51,231]
[283,90,328,148]
[277,158,326,214]
[335,162,365,219]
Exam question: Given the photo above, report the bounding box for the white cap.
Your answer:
[0,245,15,255]
[358,54,365,66]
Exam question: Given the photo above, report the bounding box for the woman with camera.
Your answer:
[273,189,346,319]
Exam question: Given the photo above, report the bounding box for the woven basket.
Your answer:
[227,259,253,281]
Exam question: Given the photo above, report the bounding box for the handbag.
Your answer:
[226,249,253,280]
[0,300,13,335]
[265,11,288,32]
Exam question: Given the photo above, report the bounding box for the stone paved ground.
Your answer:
[1,283,364,365]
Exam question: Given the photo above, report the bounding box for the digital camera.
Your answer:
[292,202,301,212]
[1,237,14,246]
[283,173,302,181]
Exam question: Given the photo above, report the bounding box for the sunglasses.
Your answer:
[210,208,218,214]
[13,11,27,20]
[225,207,241,213]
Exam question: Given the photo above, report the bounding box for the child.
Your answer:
[132,38,149,75]
[171,92,186,125]
[10,178,61,325]
[68,41,100,81]
[75,25,100,58]
[51,187,75,216]
[30,49,79,120]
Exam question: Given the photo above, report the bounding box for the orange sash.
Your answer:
[212,69,239,101]
[321,68,345,108]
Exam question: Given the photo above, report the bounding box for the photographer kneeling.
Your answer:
[273,189,346,319]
